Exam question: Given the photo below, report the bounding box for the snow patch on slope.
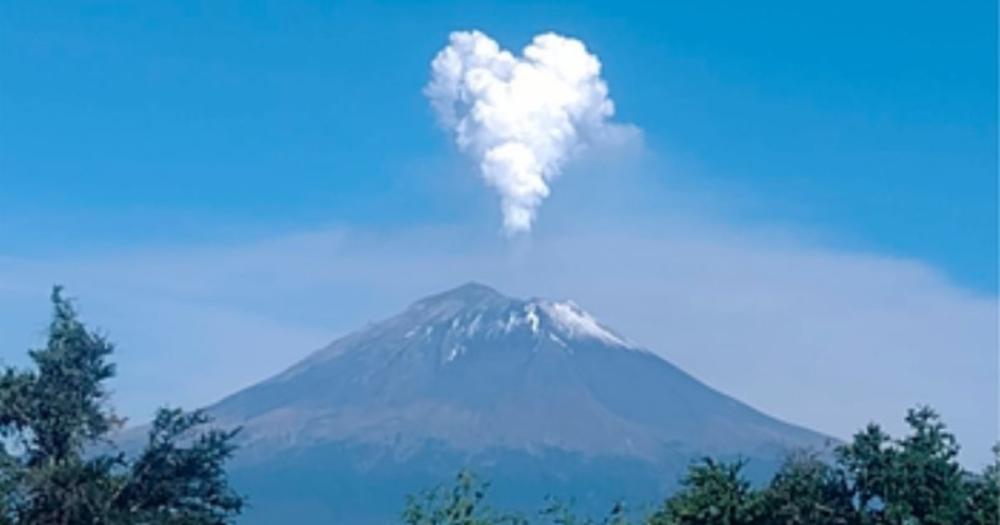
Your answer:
[525,304,540,333]
[538,300,630,347]
[499,304,543,334]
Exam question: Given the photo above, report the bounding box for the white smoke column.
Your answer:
[426,30,624,234]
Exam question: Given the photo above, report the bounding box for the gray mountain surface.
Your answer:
[200,283,832,523]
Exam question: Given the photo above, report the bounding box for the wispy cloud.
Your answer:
[0,217,994,466]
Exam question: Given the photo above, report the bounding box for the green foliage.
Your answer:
[0,287,243,524]
[835,423,894,523]
[112,408,244,524]
[647,458,762,525]
[0,446,18,525]
[759,452,852,525]
[836,406,967,525]
[411,407,998,525]
[403,473,635,525]
[403,470,525,525]
[1,286,117,465]
[889,407,964,524]
[539,498,630,525]
[960,444,999,525]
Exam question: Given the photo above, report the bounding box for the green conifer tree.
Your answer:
[0,287,244,524]
[648,458,762,525]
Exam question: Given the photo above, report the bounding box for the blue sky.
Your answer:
[2,0,996,289]
[0,1,997,464]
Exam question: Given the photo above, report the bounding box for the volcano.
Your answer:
[205,283,830,523]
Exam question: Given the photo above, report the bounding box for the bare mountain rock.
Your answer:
[202,283,831,523]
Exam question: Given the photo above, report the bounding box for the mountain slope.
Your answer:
[207,283,830,523]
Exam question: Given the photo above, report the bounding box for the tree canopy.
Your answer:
[0,287,243,524]
[406,410,998,525]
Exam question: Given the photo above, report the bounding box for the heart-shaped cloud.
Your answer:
[426,30,628,234]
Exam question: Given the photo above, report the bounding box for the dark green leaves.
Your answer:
[761,452,852,525]
[403,470,525,525]
[0,287,243,524]
[648,458,762,525]
[407,408,998,525]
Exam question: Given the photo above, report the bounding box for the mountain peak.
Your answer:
[413,281,506,305]
[204,282,832,524]
[438,281,504,300]
[399,283,638,353]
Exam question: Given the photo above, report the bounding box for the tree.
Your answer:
[539,497,631,525]
[835,422,893,524]
[887,407,964,524]
[0,287,243,524]
[835,407,968,525]
[404,473,632,525]
[0,445,17,525]
[960,444,999,525]
[403,470,525,525]
[648,458,762,525]
[110,408,243,523]
[759,451,852,525]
